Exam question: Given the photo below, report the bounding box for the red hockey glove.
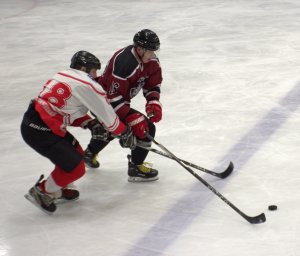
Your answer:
[146,100,162,123]
[125,113,148,139]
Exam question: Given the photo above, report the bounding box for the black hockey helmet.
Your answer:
[70,51,101,72]
[133,29,160,51]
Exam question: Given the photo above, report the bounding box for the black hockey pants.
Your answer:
[20,101,82,172]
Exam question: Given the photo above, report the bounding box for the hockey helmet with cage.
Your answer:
[133,29,160,51]
[70,51,101,72]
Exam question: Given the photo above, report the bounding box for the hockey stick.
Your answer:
[146,135,266,224]
[137,144,233,179]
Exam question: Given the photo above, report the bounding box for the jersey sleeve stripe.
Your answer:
[109,95,123,102]
[113,102,126,112]
[106,116,123,134]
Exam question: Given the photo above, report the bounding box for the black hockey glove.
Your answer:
[119,126,136,149]
[86,119,110,141]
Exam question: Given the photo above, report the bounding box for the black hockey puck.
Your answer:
[268,205,277,211]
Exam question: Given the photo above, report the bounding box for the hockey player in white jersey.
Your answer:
[21,51,135,214]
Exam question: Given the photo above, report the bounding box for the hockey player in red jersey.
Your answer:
[21,51,136,214]
[84,29,163,182]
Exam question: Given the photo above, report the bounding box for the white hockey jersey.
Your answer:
[34,68,125,137]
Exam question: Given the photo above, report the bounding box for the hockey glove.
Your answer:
[125,112,149,139]
[85,119,110,141]
[119,126,136,149]
[146,100,162,123]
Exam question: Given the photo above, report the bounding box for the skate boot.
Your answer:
[84,147,100,168]
[24,175,57,214]
[127,155,159,182]
[56,184,80,204]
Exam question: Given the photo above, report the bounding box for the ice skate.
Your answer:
[84,147,100,168]
[25,176,80,213]
[24,175,57,214]
[55,184,80,204]
[127,155,159,182]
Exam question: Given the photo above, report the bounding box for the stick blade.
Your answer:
[219,161,234,179]
[246,213,266,224]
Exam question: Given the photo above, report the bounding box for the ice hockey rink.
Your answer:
[1,0,300,255]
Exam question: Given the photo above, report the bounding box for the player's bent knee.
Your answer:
[52,160,86,187]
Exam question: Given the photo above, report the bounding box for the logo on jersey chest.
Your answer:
[130,76,148,98]
[108,82,120,95]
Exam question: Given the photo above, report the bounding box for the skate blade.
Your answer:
[55,197,79,205]
[24,193,55,215]
[128,176,159,182]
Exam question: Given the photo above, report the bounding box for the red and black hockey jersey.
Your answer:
[97,45,162,120]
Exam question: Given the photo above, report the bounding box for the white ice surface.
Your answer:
[1,0,300,255]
